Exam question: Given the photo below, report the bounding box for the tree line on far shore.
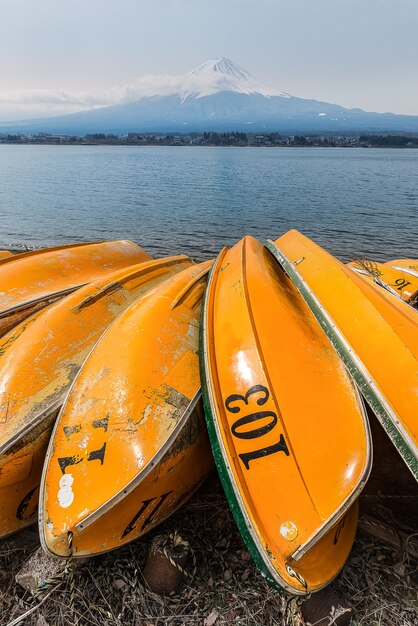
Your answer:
[1,132,417,148]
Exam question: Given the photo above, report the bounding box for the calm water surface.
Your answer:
[0,145,416,261]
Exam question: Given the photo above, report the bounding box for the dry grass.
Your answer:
[1,476,416,626]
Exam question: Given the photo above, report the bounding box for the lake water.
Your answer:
[0,145,416,261]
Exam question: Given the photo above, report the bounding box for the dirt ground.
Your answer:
[1,471,417,626]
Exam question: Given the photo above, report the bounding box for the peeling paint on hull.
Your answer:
[0,256,193,538]
[40,261,214,557]
[0,240,151,338]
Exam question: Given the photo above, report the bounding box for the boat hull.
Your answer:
[269,230,418,480]
[347,259,418,303]
[385,259,418,274]
[200,237,371,594]
[40,261,214,556]
[0,256,192,538]
[42,399,212,556]
[0,240,151,337]
[0,419,52,538]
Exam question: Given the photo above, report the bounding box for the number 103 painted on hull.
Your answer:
[200,236,372,594]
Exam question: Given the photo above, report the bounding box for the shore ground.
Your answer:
[1,472,416,626]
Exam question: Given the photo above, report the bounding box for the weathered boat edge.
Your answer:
[199,249,301,595]
[390,265,418,279]
[0,397,63,456]
[37,278,147,556]
[266,239,418,482]
[0,284,84,319]
[0,256,193,457]
[75,390,202,532]
[347,264,406,302]
[38,260,209,557]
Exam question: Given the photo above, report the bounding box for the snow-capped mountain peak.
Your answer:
[190,57,253,81]
[182,57,288,99]
[0,58,290,121]
[116,58,290,102]
[2,54,417,134]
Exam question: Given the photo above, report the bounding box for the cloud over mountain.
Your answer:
[0,58,285,120]
[1,58,418,133]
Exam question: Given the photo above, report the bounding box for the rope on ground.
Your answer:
[284,564,311,626]
[161,530,197,581]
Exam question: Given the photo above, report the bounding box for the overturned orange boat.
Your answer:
[268,230,418,481]
[200,236,371,594]
[385,258,418,275]
[40,261,214,557]
[346,259,418,304]
[0,240,150,337]
[0,256,192,538]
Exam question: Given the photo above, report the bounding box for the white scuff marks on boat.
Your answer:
[142,402,153,423]
[77,507,89,519]
[186,319,199,344]
[79,434,89,449]
[280,520,299,541]
[58,473,75,508]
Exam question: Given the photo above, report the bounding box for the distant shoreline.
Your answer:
[1,143,417,149]
[1,132,418,149]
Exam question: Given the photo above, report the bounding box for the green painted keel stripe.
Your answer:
[199,256,288,594]
[265,240,418,482]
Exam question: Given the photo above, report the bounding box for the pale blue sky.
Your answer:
[1,0,417,120]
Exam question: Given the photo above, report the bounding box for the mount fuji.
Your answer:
[2,58,418,134]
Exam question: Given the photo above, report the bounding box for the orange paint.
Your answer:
[273,230,418,480]
[347,259,418,303]
[385,259,418,273]
[201,237,371,594]
[40,261,214,557]
[0,256,192,538]
[0,240,151,337]
[0,424,50,537]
